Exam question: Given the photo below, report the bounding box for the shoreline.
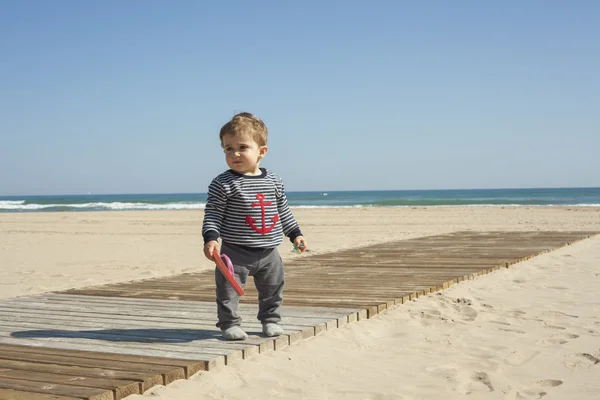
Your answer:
[2,203,600,213]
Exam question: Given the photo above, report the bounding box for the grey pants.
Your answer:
[215,242,284,330]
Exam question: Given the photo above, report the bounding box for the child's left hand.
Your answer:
[294,236,308,253]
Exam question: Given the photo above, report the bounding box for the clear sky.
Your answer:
[1,0,598,195]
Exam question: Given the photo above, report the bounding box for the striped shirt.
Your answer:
[202,168,302,248]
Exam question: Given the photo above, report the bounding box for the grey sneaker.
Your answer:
[262,323,284,337]
[222,326,248,340]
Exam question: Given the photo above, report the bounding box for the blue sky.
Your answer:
[1,0,598,195]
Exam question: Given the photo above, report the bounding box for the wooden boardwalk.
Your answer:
[0,231,596,400]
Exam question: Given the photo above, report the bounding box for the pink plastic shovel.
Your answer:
[213,250,245,296]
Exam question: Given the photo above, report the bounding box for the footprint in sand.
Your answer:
[457,306,478,322]
[454,370,495,394]
[537,332,579,346]
[498,327,526,334]
[336,390,398,400]
[540,338,568,345]
[451,298,478,321]
[516,389,547,399]
[524,317,545,323]
[546,325,566,330]
[416,310,448,323]
[542,310,579,319]
[542,321,567,330]
[515,379,563,399]
[537,379,563,387]
[454,298,473,305]
[471,371,494,392]
[564,352,600,370]
[505,350,540,366]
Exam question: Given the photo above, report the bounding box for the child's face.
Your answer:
[222,132,267,175]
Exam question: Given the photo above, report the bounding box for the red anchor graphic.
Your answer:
[245,193,279,234]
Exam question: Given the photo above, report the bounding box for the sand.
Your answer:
[1,206,600,399]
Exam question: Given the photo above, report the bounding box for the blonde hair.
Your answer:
[219,112,268,147]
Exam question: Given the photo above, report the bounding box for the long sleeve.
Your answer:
[276,182,302,242]
[202,179,227,243]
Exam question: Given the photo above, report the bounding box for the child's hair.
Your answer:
[219,112,268,147]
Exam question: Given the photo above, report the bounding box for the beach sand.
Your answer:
[1,206,600,399]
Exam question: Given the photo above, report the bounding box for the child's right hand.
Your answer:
[204,240,220,261]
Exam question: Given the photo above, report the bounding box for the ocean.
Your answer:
[1,187,599,213]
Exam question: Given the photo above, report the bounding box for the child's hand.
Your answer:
[204,240,220,261]
[294,236,308,253]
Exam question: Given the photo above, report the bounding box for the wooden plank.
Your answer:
[0,297,351,336]
[0,370,139,400]
[0,314,313,353]
[0,309,325,344]
[0,314,312,350]
[0,377,112,400]
[0,388,78,400]
[21,295,361,319]
[0,327,301,365]
[0,331,239,367]
[0,301,349,328]
[0,312,319,343]
[0,299,357,323]
[0,357,160,394]
[0,349,184,386]
[0,344,206,379]
[0,338,224,374]
[0,314,256,347]
[47,291,394,309]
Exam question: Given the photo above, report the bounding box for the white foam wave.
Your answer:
[0,202,206,211]
[2,201,599,212]
[292,203,600,208]
[291,205,368,209]
[0,200,26,207]
[84,202,206,210]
